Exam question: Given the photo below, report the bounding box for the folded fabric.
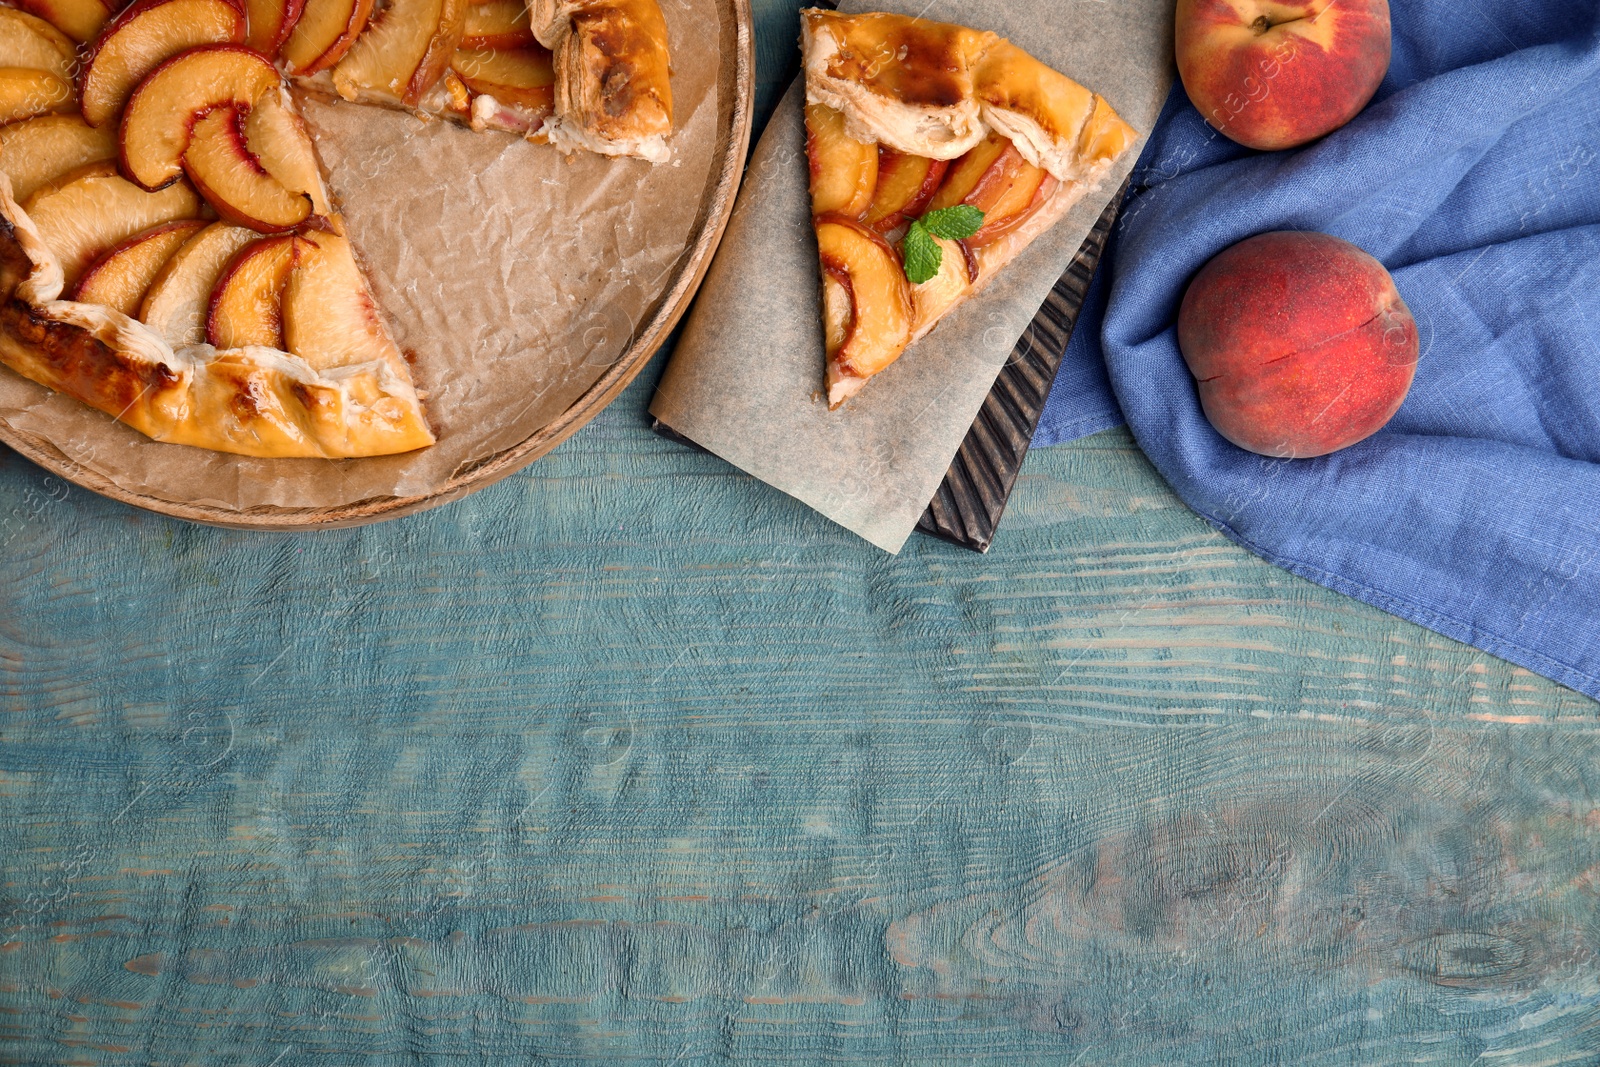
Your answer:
[1036,0,1600,699]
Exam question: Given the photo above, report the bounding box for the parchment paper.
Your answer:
[650,0,1174,553]
[0,0,723,513]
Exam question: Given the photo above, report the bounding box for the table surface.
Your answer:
[3,2,1599,1064]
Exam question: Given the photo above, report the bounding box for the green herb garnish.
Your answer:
[901,205,985,284]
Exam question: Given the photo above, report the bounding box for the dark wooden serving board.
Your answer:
[916,181,1125,552]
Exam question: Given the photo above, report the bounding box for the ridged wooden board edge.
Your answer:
[916,181,1126,553]
[0,0,756,531]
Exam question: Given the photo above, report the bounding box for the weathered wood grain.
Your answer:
[2,0,1598,1060]
[0,361,1595,1065]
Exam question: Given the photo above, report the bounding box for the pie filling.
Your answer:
[0,0,674,458]
[808,101,1076,407]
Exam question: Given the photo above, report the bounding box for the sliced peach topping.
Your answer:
[815,215,912,404]
[139,219,258,345]
[21,160,202,284]
[862,149,947,234]
[206,232,301,349]
[117,44,280,191]
[331,0,465,106]
[927,130,1053,248]
[12,0,118,44]
[460,0,530,49]
[280,0,371,74]
[242,0,307,56]
[78,0,246,127]
[0,7,78,81]
[805,102,876,220]
[182,105,314,233]
[282,228,405,374]
[0,113,118,203]
[448,43,552,110]
[0,68,75,125]
[71,217,206,314]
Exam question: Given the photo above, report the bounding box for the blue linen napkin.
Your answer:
[1034,0,1600,699]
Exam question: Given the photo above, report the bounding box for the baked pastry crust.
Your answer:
[802,10,994,160]
[801,9,1137,407]
[0,177,434,459]
[531,0,674,161]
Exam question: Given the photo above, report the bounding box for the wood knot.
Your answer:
[1403,932,1528,987]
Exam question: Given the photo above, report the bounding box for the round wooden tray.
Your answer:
[0,0,754,531]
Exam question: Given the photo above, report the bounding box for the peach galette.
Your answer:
[800,10,1137,408]
[0,0,673,458]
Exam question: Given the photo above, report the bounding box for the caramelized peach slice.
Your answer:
[815,216,912,407]
[926,131,1008,213]
[964,151,1046,230]
[118,44,280,191]
[331,0,464,105]
[243,0,306,55]
[448,44,552,110]
[280,0,372,74]
[206,232,299,348]
[183,106,311,232]
[806,103,877,221]
[243,89,330,214]
[70,217,205,314]
[964,173,1056,249]
[12,0,117,44]
[0,113,118,203]
[0,68,75,125]
[0,7,78,81]
[927,130,1050,246]
[862,149,947,234]
[79,0,246,127]
[461,0,530,48]
[282,228,404,373]
[21,160,202,284]
[140,219,258,344]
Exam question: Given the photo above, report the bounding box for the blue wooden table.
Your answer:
[2,2,1598,1063]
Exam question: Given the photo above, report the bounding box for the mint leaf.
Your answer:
[902,222,942,285]
[920,204,985,242]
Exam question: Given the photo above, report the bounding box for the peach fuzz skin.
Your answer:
[1177,231,1419,459]
[1175,0,1391,151]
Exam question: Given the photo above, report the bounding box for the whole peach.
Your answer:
[1175,0,1391,151]
[1177,231,1419,459]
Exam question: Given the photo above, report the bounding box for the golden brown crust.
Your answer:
[532,0,673,161]
[972,39,1097,178]
[1077,93,1139,168]
[800,9,1135,182]
[0,181,435,459]
[807,10,992,111]
[801,9,992,160]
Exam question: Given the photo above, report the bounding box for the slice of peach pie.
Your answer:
[0,0,673,458]
[800,10,1137,408]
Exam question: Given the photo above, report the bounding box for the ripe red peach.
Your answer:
[1175,0,1391,151]
[1177,231,1418,459]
